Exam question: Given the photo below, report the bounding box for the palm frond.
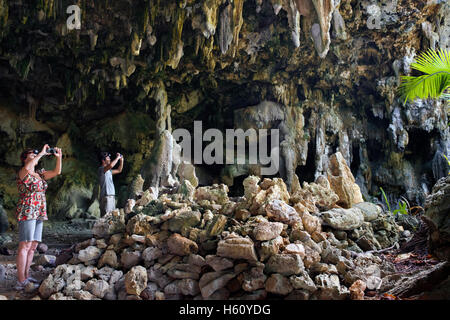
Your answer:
[412,48,450,75]
[399,72,450,103]
[398,48,450,104]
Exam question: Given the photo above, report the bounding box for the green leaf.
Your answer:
[398,48,450,103]
[393,201,408,215]
[380,187,391,213]
[412,48,450,75]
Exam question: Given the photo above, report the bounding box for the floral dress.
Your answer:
[16,169,48,221]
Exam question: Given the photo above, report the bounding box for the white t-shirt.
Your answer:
[98,166,115,197]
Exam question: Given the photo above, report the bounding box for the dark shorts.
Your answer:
[18,219,43,242]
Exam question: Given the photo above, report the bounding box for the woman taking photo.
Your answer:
[15,144,62,290]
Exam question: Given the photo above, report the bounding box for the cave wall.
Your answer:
[0,0,448,225]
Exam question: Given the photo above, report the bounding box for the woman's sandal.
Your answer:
[27,276,40,283]
[14,279,30,290]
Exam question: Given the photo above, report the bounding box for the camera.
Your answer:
[47,147,56,155]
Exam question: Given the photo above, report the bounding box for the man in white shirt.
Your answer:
[98,152,124,216]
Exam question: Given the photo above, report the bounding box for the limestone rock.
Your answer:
[320,207,364,230]
[167,233,198,256]
[303,245,322,269]
[241,176,291,214]
[258,235,284,262]
[265,254,305,276]
[265,273,293,295]
[342,255,382,287]
[205,255,234,272]
[35,254,56,267]
[148,266,172,289]
[73,290,99,300]
[252,221,284,241]
[168,210,201,232]
[187,254,207,267]
[95,266,115,282]
[424,175,450,260]
[301,211,322,235]
[179,180,196,201]
[261,178,290,203]
[48,293,75,300]
[81,266,97,281]
[109,270,123,286]
[283,243,305,258]
[290,176,339,213]
[98,250,119,268]
[235,208,251,221]
[194,184,229,205]
[128,174,145,200]
[124,199,136,215]
[314,273,349,300]
[63,268,82,296]
[289,270,317,292]
[85,279,110,298]
[285,290,310,300]
[265,199,302,226]
[366,276,383,290]
[206,214,228,237]
[39,274,65,299]
[142,247,163,266]
[24,281,39,294]
[177,161,199,188]
[216,233,258,261]
[243,175,261,201]
[125,266,148,296]
[120,250,141,269]
[177,278,201,296]
[349,279,366,300]
[78,246,102,263]
[164,281,182,295]
[135,188,157,207]
[167,264,201,280]
[311,262,338,275]
[353,202,381,222]
[327,152,364,208]
[199,271,235,299]
[126,213,154,235]
[92,209,126,238]
[240,264,267,292]
[37,243,48,254]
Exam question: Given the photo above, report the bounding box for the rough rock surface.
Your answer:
[125,266,147,296]
[30,170,416,300]
[423,176,450,260]
[0,0,447,231]
[320,207,365,231]
[327,152,364,209]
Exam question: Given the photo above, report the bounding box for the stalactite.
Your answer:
[166,6,186,69]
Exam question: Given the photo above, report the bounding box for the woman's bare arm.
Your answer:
[43,147,62,180]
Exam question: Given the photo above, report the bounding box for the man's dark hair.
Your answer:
[98,152,111,164]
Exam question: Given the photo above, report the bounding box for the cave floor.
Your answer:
[0,221,448,300]
[0,220,93,300]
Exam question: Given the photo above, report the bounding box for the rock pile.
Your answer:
[36,157,402,300]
